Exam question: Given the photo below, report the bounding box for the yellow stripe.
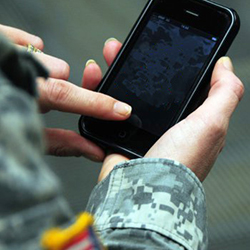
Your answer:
[41,213,94,250]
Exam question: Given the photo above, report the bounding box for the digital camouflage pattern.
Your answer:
[0,35,72,250]
[0,34,208,250]
[87,159,207,250]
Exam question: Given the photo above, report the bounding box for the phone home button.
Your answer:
[118,130,127,139]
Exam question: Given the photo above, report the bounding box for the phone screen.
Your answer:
[105,13,217,136]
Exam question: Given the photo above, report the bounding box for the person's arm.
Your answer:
[87,158,206,250]
[85,40,244,250]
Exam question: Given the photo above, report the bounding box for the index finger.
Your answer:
[0,24,44,49]
[38,78,132,120]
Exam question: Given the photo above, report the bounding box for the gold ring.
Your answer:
[26,43,43,53]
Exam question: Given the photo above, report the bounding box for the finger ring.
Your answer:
[26,43,43,53]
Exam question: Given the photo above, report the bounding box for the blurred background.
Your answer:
[0,0,249,249]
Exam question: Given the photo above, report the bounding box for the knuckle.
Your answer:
[95,93,114,112]
[47,79,71,107]
[233,76,245,100]
[88,93,109,111]
[34,36,44,50]
[53,145,68,157]
[91,93,103,109]
[59,60,70,80]
[219,73,245,101]
[208,118,227,139]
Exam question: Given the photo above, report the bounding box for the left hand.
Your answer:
[0,25,131,161]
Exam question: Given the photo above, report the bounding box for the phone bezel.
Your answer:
[79,0,240,158]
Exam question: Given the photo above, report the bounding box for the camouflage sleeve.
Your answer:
[86,158,208,250]
[0,35,72,250]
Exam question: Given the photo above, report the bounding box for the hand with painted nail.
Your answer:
[96,39,244,182]
[0,26,132,161]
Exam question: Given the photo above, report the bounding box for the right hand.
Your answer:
[144,57,244,181]
[95,40,244,182]
[0,25,132,161]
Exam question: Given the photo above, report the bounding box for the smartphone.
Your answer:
[79,0,240,158]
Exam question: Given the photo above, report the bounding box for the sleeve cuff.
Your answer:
[86,158,208,250]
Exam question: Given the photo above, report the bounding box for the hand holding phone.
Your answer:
[80,0,240,159]
[94,44,244,182]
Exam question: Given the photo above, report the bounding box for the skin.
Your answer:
[0,25,131,162]
[0,25,244,182]
[97,41,244,182]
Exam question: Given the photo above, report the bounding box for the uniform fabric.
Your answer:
[0,34,72,250]
[0,34,208,250]
[87,159,207,250]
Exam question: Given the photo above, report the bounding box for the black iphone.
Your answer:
[79,0,240,158]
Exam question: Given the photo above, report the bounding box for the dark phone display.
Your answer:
[106,13,216,136]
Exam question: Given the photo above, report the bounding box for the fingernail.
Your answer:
[114,102,132,116]
[104,37,118,46]
[220,57,234,72]
[85,59,96,67]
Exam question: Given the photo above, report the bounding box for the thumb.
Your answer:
[194,57,244,123]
